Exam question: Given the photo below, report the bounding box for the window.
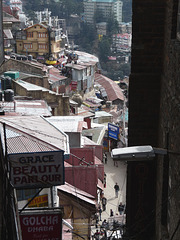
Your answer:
[16,189,40,201]
[24,43,32,49]
[38,32,48,38]
[27,32,33,38]
[38,43,48,49]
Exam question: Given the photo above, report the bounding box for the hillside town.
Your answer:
[0,0,130,239]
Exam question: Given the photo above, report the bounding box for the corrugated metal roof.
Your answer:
[45,116,86,133]
[57,182,96,205]
[0,116,68,153]
[3,100,52,116]
[95,73,124,102]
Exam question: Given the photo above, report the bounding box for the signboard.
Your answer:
[20,211,62,240]
[28,194,48,208]
[8,150,64,189]
[108,123,119,140]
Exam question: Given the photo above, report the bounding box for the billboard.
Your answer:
[108,123,119,140]
[28,194,48,208]
[8,150,64,189]
[20,211,62,240]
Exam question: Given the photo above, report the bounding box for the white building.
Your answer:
[83,0,123,25]
[112,33,132,52]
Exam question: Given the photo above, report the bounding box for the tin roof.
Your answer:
[2,100,51,116]
[57,182,96,205]
[95,73,124,102]
[0,116,69,154]
[45,116,87,133]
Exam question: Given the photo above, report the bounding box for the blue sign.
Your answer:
[108,123,119,140]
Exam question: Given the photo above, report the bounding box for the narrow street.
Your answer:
[91,152,127,239]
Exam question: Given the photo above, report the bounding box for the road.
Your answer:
[91,152,127,239]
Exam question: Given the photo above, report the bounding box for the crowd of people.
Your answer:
[92,152,126,239]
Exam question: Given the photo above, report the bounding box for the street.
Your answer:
[91,152,127,239]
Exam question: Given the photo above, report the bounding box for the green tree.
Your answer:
[107,16,119,36]
[98,37,111,63]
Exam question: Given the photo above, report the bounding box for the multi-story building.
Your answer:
[83,0,123,25]
[16,22,63,61]
[112,33,132,53]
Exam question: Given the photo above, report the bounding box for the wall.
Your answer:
[13,80,70,116]
[128,0,165,240]
[156,1,180,240]
[0,58,46,76]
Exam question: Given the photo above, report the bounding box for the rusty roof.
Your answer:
[95,73,124,102]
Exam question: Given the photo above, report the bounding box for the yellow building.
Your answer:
[16,23,62,62]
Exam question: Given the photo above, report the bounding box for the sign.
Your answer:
[28,194,48,208]
[20,211,62,240]
[8,150,64,189]
[108,123,119,140]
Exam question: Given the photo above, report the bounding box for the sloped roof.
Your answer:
[57,182,96,205]
[0,116,69,154]
[95,73,124,102]
[24,23,48,31]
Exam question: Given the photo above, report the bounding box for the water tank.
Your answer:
[2,76,12,90]
[4,89,14,102]
[16,55,22,60]
[22,55,28,61]
[28,55,33,61]
[0,91,2,101]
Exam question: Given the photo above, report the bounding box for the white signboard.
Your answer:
[8,151,64,189]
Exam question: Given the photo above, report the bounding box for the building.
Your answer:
[16,23,63,61]
[83,0,123,25]
[112,33,132,53]
[126,1,180,240]
[0,0,4,65]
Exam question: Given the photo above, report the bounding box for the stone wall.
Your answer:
[128,0,180,240]
[0,58,46,76]
[13,81,69,116]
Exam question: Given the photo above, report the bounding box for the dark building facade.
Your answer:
[128,1,180,240]
[0,0,4,65]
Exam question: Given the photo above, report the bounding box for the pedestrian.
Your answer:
[98,205,102,221]
[102,196,107,211]
[101,219,109,230]
[95,213,99,228]
[104,173,106,188]
[110,209,114,217]
[118,202,125,215]
[114,182,120,198]
[93,229,100,239]
[104,153,107,164]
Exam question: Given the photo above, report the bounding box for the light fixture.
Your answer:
[111,145,169,161]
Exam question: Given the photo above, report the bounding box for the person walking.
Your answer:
[102,196,107,211]
[118,202,125,215]
[114,182,120,198]
[104,173,106,188]
[104,153,107,164]
[98,205,102,221]
[110,209,114,217]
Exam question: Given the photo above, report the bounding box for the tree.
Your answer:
[98,37,111,63]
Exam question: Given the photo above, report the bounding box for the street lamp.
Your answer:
[110,145,176,161]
